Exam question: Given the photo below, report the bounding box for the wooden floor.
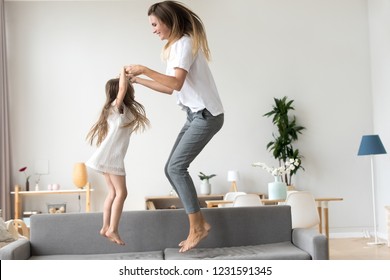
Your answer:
[329,238,390,260]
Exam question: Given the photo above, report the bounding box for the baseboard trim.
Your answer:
[329,231,388,241]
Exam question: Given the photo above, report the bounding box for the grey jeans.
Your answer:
[165,107,224,214]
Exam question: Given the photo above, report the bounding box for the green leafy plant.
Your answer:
[198,172,216,181]
[263,96,305,185]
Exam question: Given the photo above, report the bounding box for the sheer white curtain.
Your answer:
[0,0,11,220]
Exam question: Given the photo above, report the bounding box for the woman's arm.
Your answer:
[126,65,187,95]
[132,76,173,95]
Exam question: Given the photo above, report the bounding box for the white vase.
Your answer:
[200,180,211,195]
[268,176,287,200]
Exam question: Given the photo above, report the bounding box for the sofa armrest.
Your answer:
[0,238,31,260]
[292,228,329,260]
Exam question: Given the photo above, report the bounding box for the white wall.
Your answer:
[368,0,390,237]
[5,0,388,238]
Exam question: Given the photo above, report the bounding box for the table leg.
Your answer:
[323,201,329,239]
[86,182,91,212]
[146,201,156,210]
[14,185,21,219]
[316,201,322,234]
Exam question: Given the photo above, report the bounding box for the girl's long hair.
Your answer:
[148,1,211,61]
[86,78,149,147]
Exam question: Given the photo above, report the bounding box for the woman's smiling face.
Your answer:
[149,14,170,41]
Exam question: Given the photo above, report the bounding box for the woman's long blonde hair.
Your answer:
[148,1,211,61]
[86,78,149,147]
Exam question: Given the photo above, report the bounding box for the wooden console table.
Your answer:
[206,196,343,239]
[145,194,224,210]
[11,183,94,219]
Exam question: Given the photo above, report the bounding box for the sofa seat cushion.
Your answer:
[29,250,163,260]
[164,242,311,260]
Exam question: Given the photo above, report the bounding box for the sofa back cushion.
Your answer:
[30,205,292,256]
[204,205,292,247]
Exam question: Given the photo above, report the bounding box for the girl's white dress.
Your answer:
[86,105,134,176]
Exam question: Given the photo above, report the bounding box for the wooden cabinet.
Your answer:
[145,194,224,210]
[11,183,93,219]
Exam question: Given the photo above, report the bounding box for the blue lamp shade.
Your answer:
[357,135,387,156]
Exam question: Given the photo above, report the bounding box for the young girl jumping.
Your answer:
[86,67,149,245]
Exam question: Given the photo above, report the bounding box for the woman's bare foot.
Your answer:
[179,222,211,252]
[105,230,125,245]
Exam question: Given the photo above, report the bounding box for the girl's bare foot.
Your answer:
[105,230,125,245]
[100,226,109,237]
[179,222,211,252]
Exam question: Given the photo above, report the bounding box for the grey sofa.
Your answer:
[1,205,328,260]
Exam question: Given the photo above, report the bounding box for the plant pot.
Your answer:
[268,177,287,200]
[200,180,211,195]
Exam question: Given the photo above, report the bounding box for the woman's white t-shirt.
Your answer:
[166,35,224,116]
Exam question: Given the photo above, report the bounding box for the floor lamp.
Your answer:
[357,134,387,245]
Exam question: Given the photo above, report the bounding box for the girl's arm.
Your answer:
[126,65,187,95]
[114,67,128,108]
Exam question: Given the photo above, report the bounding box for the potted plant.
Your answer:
[252,160,299,199]
[263,96,305,186]
[198,172,216,195]
[19,166,31,191]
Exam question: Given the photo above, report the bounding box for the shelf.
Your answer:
[11,189,94,195]
[11,183,93,219]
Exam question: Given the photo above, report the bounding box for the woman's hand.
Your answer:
[125,65,144,77]
[124,63,186,94]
